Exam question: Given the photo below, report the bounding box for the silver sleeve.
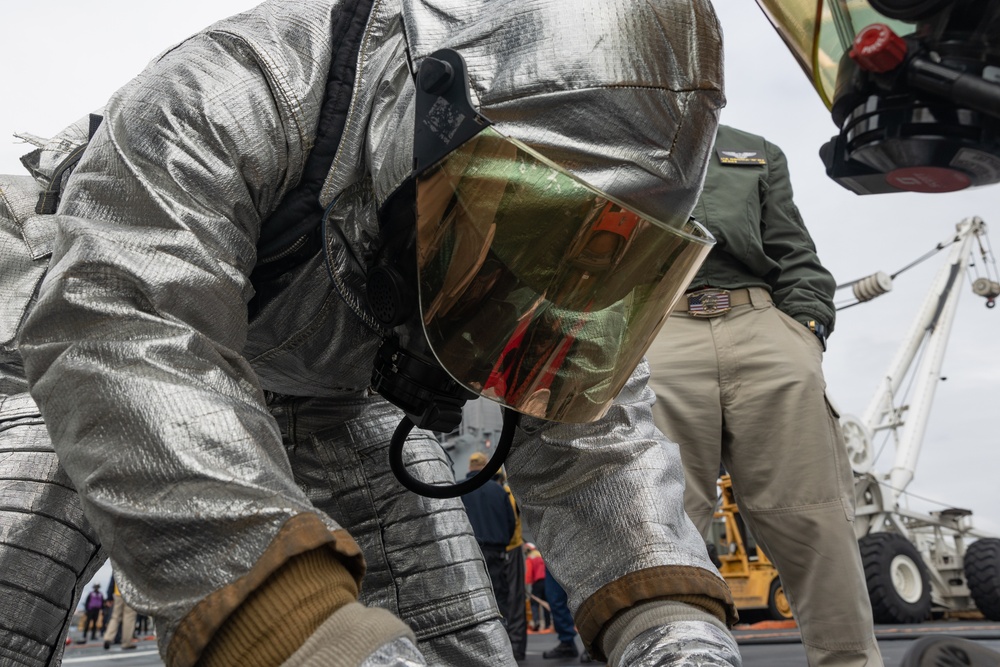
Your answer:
[3,151,108,667]
[0,394,107,667]
[18,4,350,653]
[505,360,734,646]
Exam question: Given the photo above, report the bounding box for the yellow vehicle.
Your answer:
[710,474,792,622]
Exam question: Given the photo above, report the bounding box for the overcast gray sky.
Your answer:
[3,2,998,597]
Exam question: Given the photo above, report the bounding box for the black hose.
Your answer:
[908,57,1000,122]
[389,408,521,498]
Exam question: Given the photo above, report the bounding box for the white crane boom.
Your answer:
[860,217,988,506]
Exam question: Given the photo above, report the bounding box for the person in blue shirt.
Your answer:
[461,452,517,632]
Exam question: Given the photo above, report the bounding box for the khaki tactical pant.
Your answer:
[647,288,883,667]
[103,593,138,649]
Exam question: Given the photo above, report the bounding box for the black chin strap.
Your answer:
[389,408,521,498]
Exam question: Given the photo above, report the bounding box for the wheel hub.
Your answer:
[891,554,924,603]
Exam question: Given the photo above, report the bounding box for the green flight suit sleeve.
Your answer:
[759,140,837,334]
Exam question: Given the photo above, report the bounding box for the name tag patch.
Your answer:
[717,148,766,166]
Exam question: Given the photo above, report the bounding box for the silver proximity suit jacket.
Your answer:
[1,115,108,667]
[16,1,731,665]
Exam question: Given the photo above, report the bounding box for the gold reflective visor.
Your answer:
[755,0,915,108]
[414,127,714,423]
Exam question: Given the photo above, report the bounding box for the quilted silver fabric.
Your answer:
[270,393,515,664]
[508,360,732,623]
[1,123,107,667]
[0,394,107,667]
[616,622,743,667]
[358,638,426,667]
[14,0,724,665]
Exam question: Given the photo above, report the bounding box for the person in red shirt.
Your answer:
[523,544,550,632]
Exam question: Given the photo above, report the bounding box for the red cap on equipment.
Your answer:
[850,23,908,73]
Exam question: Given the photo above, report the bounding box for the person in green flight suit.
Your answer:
[647,124,884,667]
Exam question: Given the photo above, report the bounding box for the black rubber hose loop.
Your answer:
[389,408,520,498]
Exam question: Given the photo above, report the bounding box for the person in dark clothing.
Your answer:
[461,453,517,632]
[79,584,105,643]
[100,597,113,636]
[501,473,528,661]
[543,570,584,661]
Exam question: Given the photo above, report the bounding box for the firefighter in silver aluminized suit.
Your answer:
[12,1,738,666]
[1,115,108,666]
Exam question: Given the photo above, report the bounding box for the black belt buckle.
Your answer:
[686,288,731,317]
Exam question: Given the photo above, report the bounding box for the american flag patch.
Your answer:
[687,289,731,317]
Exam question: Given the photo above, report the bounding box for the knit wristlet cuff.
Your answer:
[281,602,417,667]
[602,599,731,666]
[199,548,360,667]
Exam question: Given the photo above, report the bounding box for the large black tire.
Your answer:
[964,538,1000,621]
[859,533,932,624]
[768,577,794,621]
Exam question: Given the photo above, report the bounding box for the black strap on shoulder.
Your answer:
[249,0,377,316]
[35,113,104,215]
[34,4,378,315]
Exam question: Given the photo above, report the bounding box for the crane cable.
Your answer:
[837,224,1000,312]
[835,238,959,311]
